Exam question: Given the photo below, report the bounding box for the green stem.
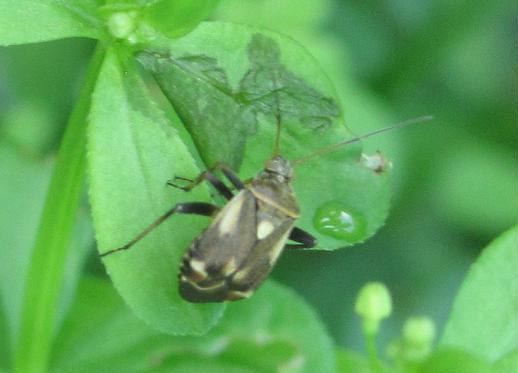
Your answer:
[365,333,383,373]
[14,44,105,373]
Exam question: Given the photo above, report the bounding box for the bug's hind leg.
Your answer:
[168,164,244,200]
[285,227,317,249]
[100,202,218,257]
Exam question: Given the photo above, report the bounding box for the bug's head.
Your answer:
[264,156,293,180]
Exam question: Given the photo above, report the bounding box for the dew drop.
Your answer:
[313,202,367,242]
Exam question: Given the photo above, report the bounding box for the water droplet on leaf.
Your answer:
[313,202,367,242]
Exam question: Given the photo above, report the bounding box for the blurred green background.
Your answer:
[1,0,516,354]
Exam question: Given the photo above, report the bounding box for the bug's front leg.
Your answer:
[285,227,317,249]
[168,164,244,200]
[100,202,218,257]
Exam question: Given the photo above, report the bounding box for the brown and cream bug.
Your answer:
[100,116,431,302]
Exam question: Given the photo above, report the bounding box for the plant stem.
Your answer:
[14,44,104,373]
[365,333,383,373]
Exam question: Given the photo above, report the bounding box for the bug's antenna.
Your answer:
[272,109,282,157]
[291,115,433,165]
[271,78,283,157]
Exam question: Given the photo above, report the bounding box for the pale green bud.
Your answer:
[108,11,137,39]
[355,282,392,335]
[403,317,436,346]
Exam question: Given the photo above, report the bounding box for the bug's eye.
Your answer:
[264,157,292,178]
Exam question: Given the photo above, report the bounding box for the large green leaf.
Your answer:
[87,49,223,335]
[335,349,370,373]
[211,280,335,373]
[0,141,91,353]
[143,0,221,38]
[432,143,517,235]
[492,350,517,373]
[0,142,51,347]
[0,297,8,370]
[440,226,518,362]
[51,278,334,373]
[0,0,102,45]
[139,21,392,249]
[419,348,492,373]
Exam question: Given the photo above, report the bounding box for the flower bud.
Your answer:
[355,282,392,335]
[108,11,137,39]
[402,317,436,347]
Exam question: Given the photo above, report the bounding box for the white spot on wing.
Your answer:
[218,191,246,235]
[226,289,253,300]
[189,279,226,291]
[232,268,249,284]
[220,257,237,276]
[269,230,291,264]
[190,259,207,278]
[257,220,275,239]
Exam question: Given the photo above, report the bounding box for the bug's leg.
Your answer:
[169,175,193,183]
[168,171,234,200]
[100,202,218,257]
[214,164,245,190]
[169,163,244,197]
[285,227,317,249]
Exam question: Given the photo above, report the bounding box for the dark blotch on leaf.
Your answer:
[137,33,340,168]
[239,34,341,132]
[137,50,253,169]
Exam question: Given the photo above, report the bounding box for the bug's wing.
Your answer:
[179,190,258,302]
[227,217,295,298]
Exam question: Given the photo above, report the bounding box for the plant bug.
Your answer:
[100,115,431,303]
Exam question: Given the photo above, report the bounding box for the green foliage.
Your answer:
[0,143,52,347]
[49,278,333,373]
[9,45,103,373]
[0,0,102,45]
[143,0,221,38]
[336,350,370,373]
[418,348,492,373]
[139,22,391,248]
[88,49,223,335]
[344,228,517,373]
[0,273,10,369]
[432,143,518,235]
[0,142,92,355]
[440,226,518,362]
[492,351,518,373]
[0,0,516,372]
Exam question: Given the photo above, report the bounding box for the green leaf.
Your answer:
[419,348,492,373]
[143,0,221,38]
[51,278,334,373]
[51,277,169,373]
[156,363,254,373]
[0,0,102,46]
[210,280,335,373]
[138,47,252,169]
[215,338,298,373]
[12,45,104,373]
[440,226,518,362]
[0,142,51,348]
[139,21,392,249]
[336,349,371,373]
[215,0,329,32]
[87,48,223,335]
[238,33,340,133]
[432,143,517,235]
[0,297,8,370]
[492,350,517,373]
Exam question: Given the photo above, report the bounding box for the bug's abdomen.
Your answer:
[178,190,258,302]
